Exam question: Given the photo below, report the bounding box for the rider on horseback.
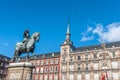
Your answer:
[23,29,30,49]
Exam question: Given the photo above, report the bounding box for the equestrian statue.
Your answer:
[13,30,40,62]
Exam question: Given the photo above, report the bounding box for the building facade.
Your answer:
[29,52,60,80]
[0,54,10,80]
[60,23,120,80]
[19,22,120,80]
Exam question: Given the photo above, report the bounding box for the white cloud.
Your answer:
[93,22,120,42]
[81,22,120,42]
[87,26,93,33]
[81,26,94,41]
[81,36,94,41]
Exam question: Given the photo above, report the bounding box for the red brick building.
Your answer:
[29,52,60,80]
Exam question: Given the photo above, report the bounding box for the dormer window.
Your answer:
[43,54,45,58]
[52,53,54,57]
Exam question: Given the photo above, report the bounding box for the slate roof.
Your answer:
[75,41,120,52]
[35,52,60,59]
[20,52,60,61]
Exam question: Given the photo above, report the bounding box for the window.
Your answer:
[62,75,66,80]
[69,65,74,71]
[113,51,115,57]
[41,60,44,65]
[45,67,48,72]
[36,67,39,73]
[94,74,99,80]
[94,63,98,70]
[55,59,58,64]
[81,54,85,60]
[113,73,118,79]
[35,75,38,80]
[49,75,52,80]
[70,56,73,61]
[94,54,97,59]
[50,66,53,72]
[54,74,58,80]
[55,66,58,72]
[62,66,66,71]
[81,63,85,70]
[89,53,93,60]
[77,74,81,80]
[78,56,81,60]
[32,62,35,66]
[78,64,80,70]
[86,74,90,80]
[40,75,43,80]
[44,75,48,80]
[50,59,54,64]
[90,62,94,70]
[112,61,118,68]
[32,69,35,73]
[85,54,88,60]
[46,59,49,65]
[52,53,54,57]
[63,57,65,62]
[64,49,66,54]
[82,74,85,80]
[69,74,74,80]
[86,64,88,70]
[40,67,43,73]
[36,60,40,65]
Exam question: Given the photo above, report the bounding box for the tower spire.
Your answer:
[66,24,70,34]
[66,17,70,34]
[66,18,71,41]
[62,18,73,45]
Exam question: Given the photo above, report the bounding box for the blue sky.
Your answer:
[0,0,120,57]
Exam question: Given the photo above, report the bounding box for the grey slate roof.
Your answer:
[35,52,60,59]
[75,41,120,52]
[20,52,60,61]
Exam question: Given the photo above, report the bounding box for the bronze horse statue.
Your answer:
[13,32,40,62]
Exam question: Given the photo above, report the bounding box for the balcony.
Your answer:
[40,71,44,74]
[61,61,67,64]
[69,60,76,63]
[54,70,58,73]
[62,69,66,73]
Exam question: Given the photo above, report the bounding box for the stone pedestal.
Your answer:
[6,62,34,80]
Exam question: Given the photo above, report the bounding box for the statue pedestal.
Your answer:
[6,62,34,80]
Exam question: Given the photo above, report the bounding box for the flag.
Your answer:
[106,71,108,80]
[101,72,105,80]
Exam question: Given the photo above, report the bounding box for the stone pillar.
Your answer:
[6,62,34,80]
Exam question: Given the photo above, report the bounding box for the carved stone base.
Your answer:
[6,62,34,80]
